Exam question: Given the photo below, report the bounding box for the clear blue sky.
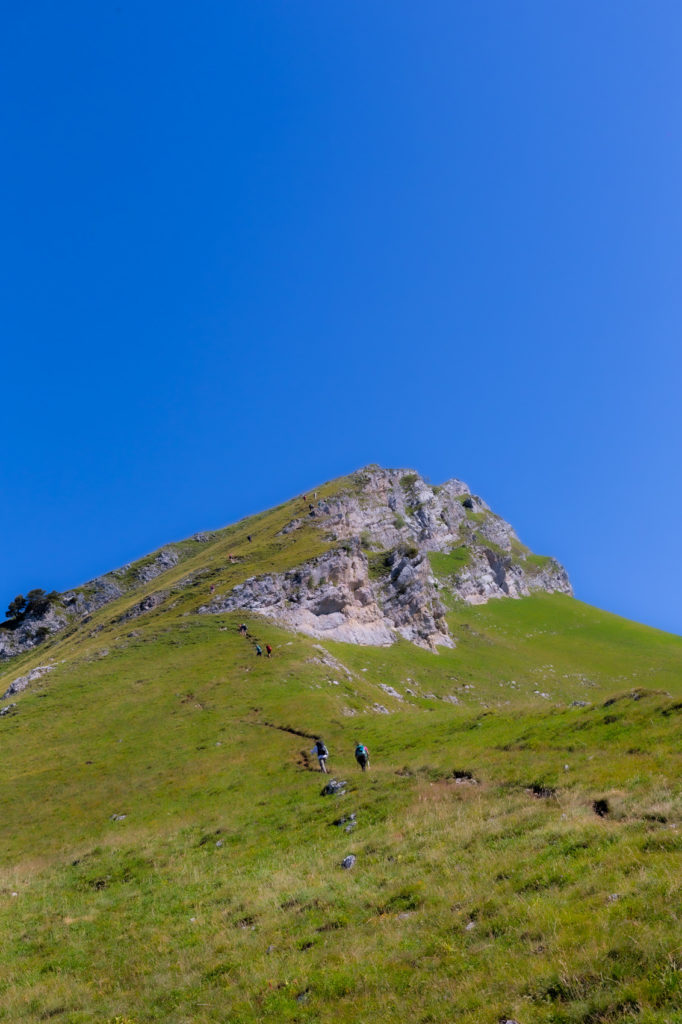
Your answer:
[2,2,681,633]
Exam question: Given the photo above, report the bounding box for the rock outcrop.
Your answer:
[2,664,54,700]
[199,466,572,649]
[0,548,181,662]
[0,605,69,660]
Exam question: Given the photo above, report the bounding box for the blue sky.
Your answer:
[2,2,681,633]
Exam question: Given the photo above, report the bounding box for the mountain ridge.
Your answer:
[0,465,571,663]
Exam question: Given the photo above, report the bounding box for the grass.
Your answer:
[367,551,393,581]
[0,482,681,1023]
[524,552,554,571]
[428,546,471,578]
[399,473,418,491]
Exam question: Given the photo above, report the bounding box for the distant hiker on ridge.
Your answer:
[247,534,252,543]
[238,623,247,635]
[355,742,370,772]
[311,738,329,773]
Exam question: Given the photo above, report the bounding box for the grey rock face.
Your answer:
[135,548,179,584]
[199,466,572,649]
[63,576,124,616]
[2,664,54,700]
[117,591,168,623]
[0,603,68,660]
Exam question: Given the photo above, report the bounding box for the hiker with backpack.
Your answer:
[311,738,329,773]
[355,742,370,772]
[255,644,263,656]
[266,644,273,658]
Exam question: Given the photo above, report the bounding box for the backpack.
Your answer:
[317,742,328,757]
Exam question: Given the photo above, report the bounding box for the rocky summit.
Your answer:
[199,466,571,648]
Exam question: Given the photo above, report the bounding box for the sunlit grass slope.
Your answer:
[1,484,682,1024]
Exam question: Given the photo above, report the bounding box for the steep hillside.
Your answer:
[0,469,681,1024]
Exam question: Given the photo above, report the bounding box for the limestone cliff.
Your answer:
[199,466,571,649]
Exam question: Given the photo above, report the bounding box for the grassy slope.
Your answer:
[1,487,682,1023]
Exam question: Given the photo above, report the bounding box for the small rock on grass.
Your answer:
[321,779,347,796]
[341,855,356,870]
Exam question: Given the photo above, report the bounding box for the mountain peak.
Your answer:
[0,466,570,663]
[200,465,571,649]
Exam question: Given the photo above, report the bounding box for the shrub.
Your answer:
[6,595,26,621]
[399,473,418,490]
[26,589,59,616]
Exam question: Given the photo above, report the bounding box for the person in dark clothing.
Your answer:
[238,623,247,635]
[354,742,370,772]
[247,534,252,543]
[311,738,329,772]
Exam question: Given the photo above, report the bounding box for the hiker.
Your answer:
[238,623,247,635]
[255,644,263,656]
[354,742,370,772]
[311,738,329,773]
[210,584,215,593]
[266,644,273,658]
[247,534,252,543]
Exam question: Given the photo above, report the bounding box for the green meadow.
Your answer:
[1,484,682,1023]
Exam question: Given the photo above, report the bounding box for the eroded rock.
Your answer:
[198,466,571,650]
